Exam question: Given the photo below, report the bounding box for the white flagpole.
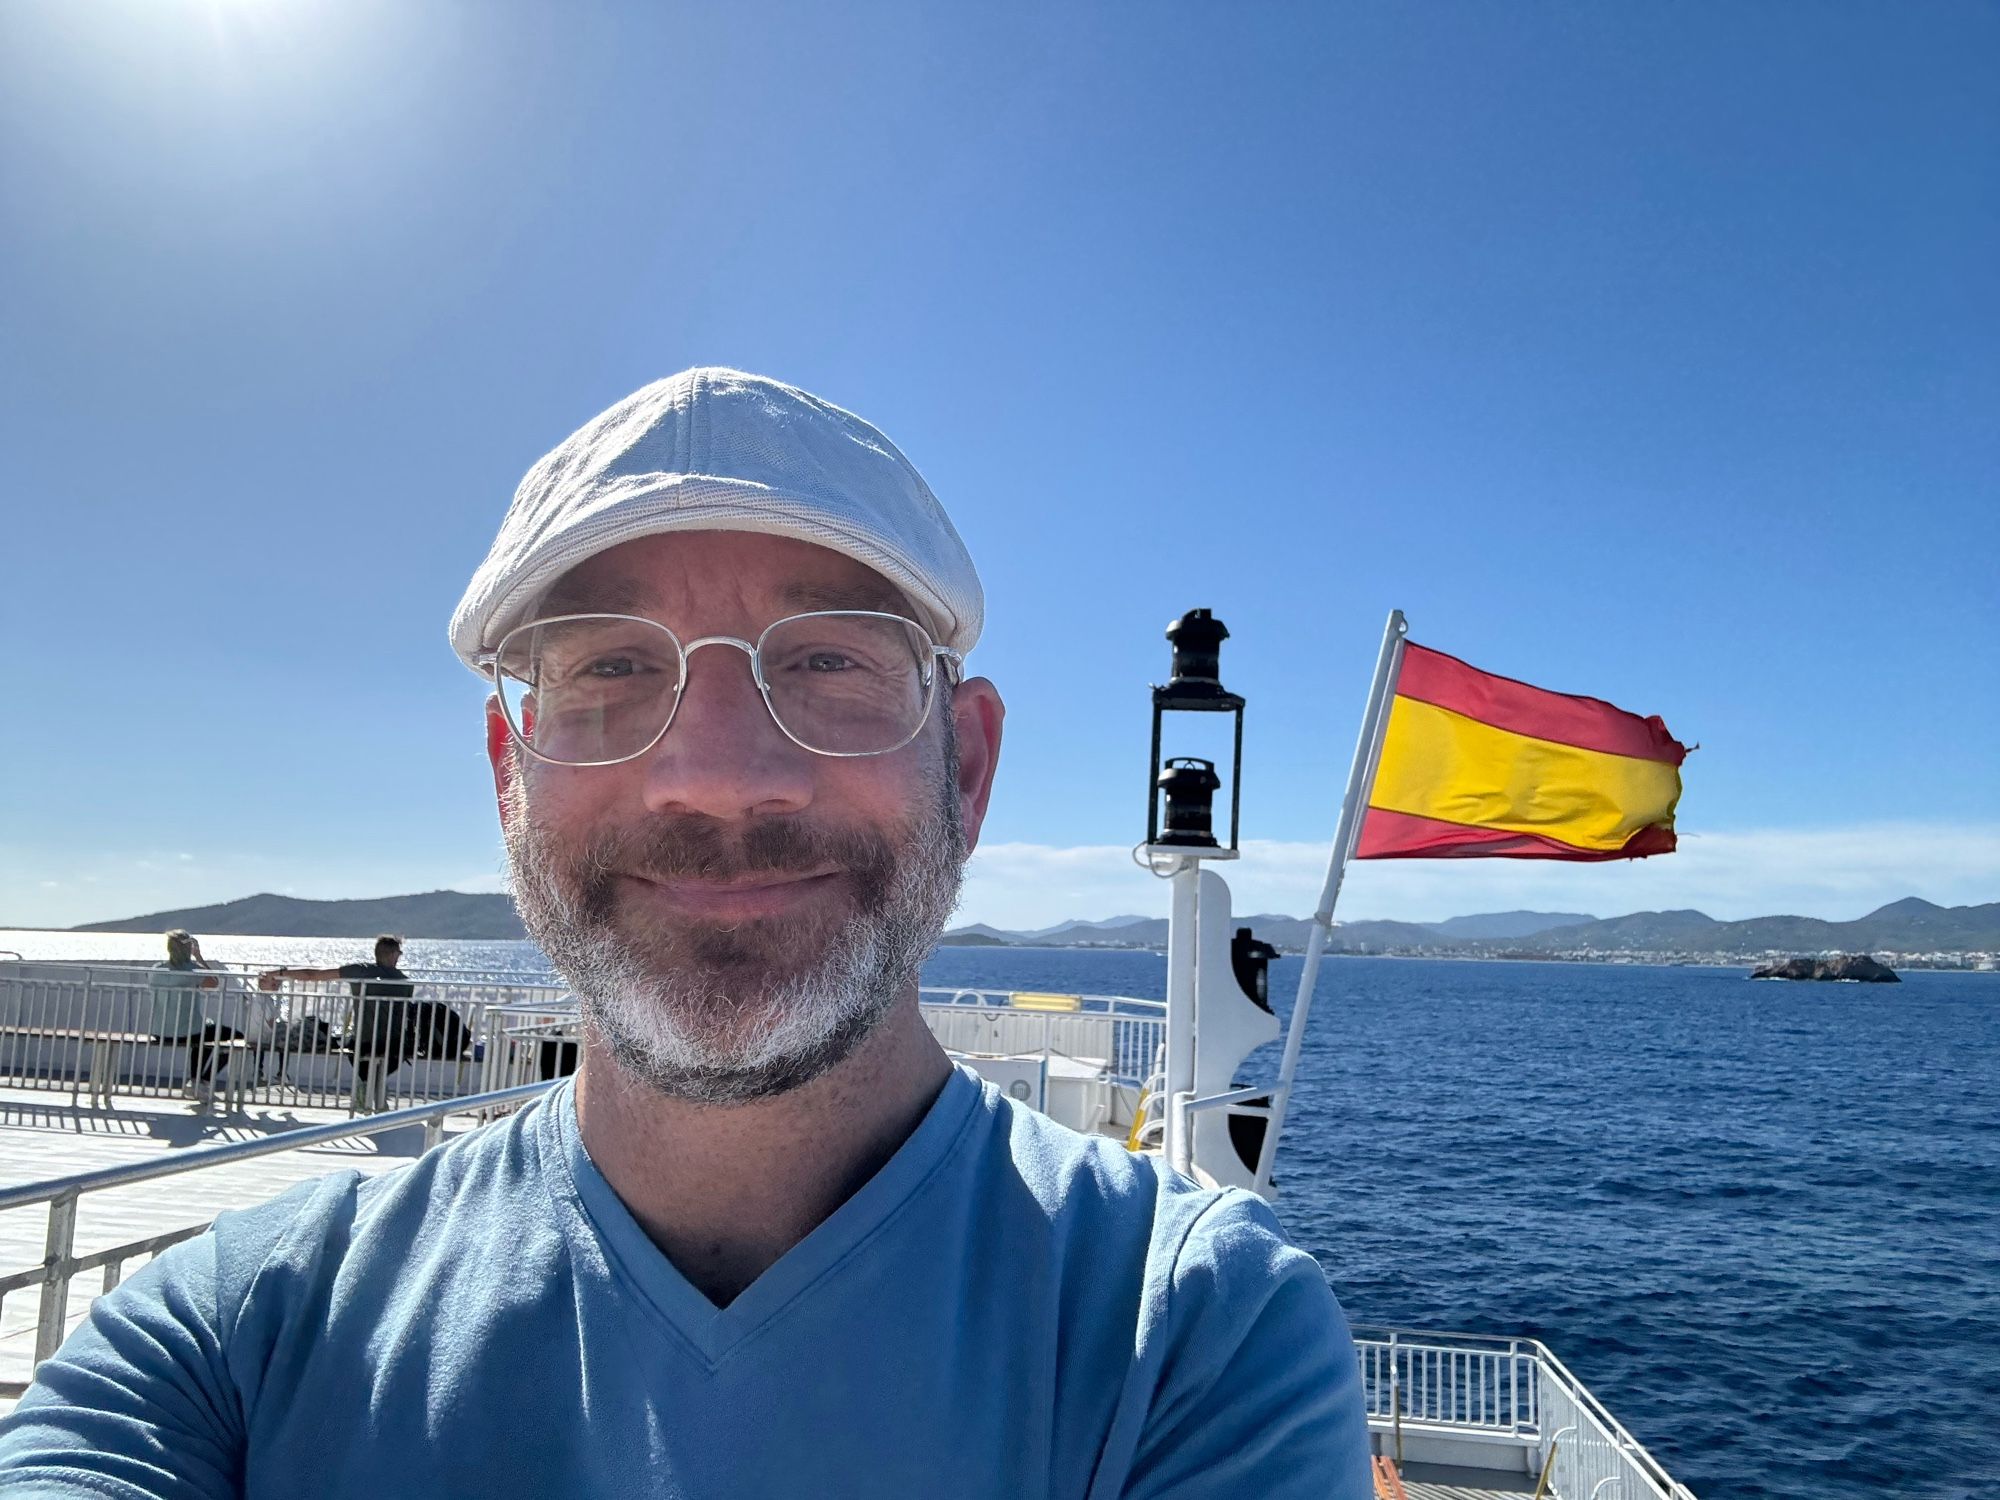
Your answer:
[1254,609,1409,1191]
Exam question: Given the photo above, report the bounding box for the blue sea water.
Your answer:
[7,931,1996,1497]
[926,948,2000,1500]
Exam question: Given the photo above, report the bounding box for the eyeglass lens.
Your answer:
[495,613,936,764]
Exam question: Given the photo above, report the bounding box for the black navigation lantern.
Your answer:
[1155,757,1222,846]
[1146,608,1247,853]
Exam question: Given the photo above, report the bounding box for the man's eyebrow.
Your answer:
[781,580,915,616]
[538,577,653,617]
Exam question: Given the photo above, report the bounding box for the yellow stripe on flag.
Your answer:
[1370,697,1681,853]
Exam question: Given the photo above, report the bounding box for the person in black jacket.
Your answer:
[260,936,414,1110]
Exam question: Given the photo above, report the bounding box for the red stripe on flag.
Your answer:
[1395,644,1686,766]
[1354,806,1678,862]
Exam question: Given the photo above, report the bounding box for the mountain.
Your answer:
[1845,897,2000,949]
[1424,911,1596,941]
[69,891,527,941]
[1324,919,1458,951]
[937,923,1021,945]
[1019,916,1155,942]
[941,900,2000,956]
[63,891,2000,955]
[1017,917,1169,947]
[1534,909,1719,950]
[948,910,1605,953]
[1226,913,1594,952]
[1715,899,2000,955]
[1477,900,2000,955]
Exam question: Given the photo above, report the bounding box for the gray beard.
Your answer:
[502,743,966,1104]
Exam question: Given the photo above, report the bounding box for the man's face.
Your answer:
[377,944,402,968]
[489,531,1002,1104]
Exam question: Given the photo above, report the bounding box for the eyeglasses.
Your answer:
[486,610,962,767]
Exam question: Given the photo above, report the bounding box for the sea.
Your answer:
[5,930,1997,1499]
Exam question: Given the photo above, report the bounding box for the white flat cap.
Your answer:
[449,367,982,674]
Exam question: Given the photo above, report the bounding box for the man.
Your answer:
[0,369,1372,1497]
[258,936,416,1111]
[146,929,235,1100]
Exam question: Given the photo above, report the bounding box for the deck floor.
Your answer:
[1395,1460,1538,1498]
[0,1084,485,1412]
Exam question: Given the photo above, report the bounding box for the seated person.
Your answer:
[260,935,414,1108]
[147,929,233,1098]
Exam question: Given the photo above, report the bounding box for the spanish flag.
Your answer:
[1355,643,1686,862]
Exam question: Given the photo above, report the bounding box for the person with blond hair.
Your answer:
[146,929,238,1099]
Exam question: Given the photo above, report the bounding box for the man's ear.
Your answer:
[949,677,1005,853]
[486,697,516,828]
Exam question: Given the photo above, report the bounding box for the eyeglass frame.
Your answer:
[480,608,965,768]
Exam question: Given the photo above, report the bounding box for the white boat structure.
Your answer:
[0,610,1699,1499]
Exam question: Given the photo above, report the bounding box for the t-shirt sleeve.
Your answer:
[0,1234,244,1499]
[334,964,366,981]
[1119,1192,1373,1500]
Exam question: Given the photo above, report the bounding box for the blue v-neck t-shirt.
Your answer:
[0,1066,1371,1499]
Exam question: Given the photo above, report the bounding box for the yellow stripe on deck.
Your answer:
[1008,992,1083,1012]
[1371,697,1680,853]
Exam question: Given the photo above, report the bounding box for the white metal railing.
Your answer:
[0,1081,556,1393]
[0,961,576,1115]
[916,988,1164,1087]
[471,1001,586,1095]
[1352,1327,1696,1500]
[1358,1328,1533,1433]
[0,965,1166,1120]
[1531,1340,1697,1500]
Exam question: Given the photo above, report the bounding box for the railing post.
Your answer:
[423,1115,444,1152]
[1392,1359,1404,1466]
[1509,1339,1521,1434]
[35,1187,80,1364]
[1386,1330,1402,1464]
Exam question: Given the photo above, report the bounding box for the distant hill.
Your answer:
[1547,899,2000,955]
[1326,918,1460,951]
[946,910,1599,952]
[1536,909,1720,949]
[943,899,2000,956]
[1000,917,1168,947]
[70,891,527,941]
[1425,911,1596,940]
[64,891,2000,956]
[941,923,1019,943]
[1019,915,1155,942]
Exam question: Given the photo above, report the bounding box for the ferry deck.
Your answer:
[0,960,1694,1499]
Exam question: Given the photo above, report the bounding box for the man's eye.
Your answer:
[585,656,641,679]
[803,651,857,673]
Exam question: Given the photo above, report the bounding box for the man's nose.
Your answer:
[636,643,814,819]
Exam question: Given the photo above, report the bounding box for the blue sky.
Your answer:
[4,1,1996,933]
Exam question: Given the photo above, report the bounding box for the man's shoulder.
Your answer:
[953,1072,1362,1488]
[205,1088,558,1283]
[961,1074,1293,1279]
